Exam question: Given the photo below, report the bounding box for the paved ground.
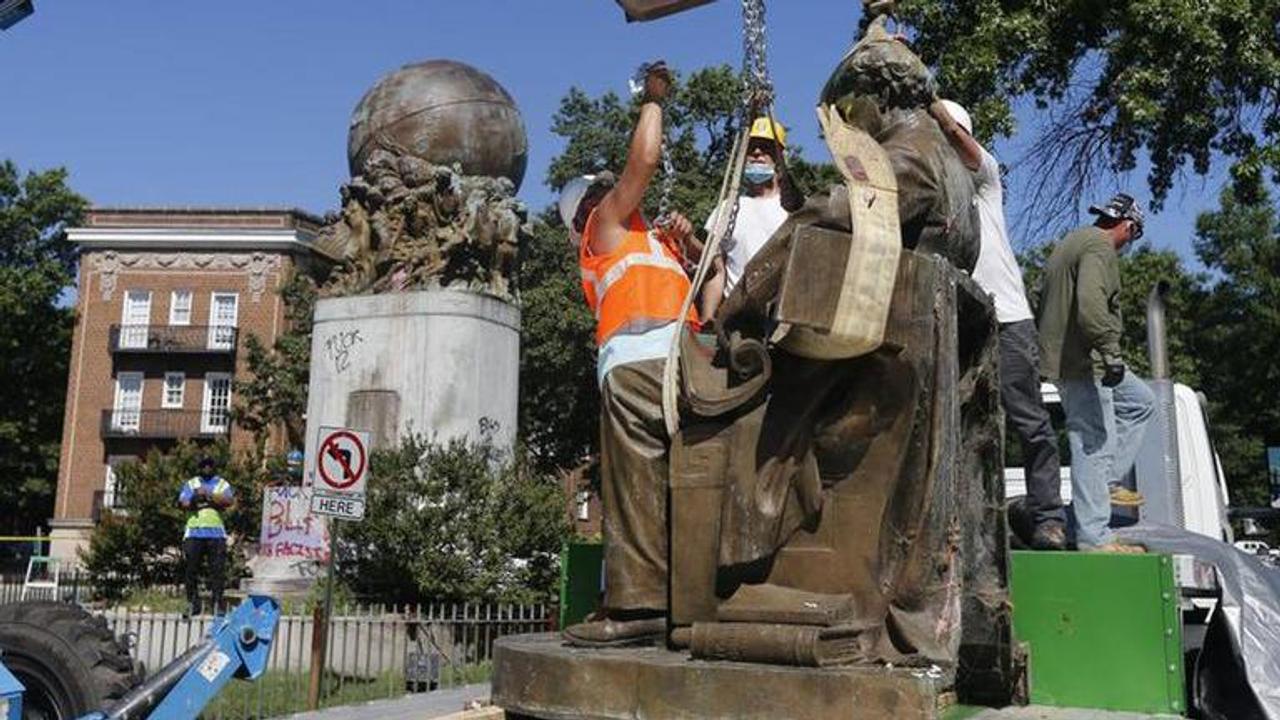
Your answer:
[281,684,491,720]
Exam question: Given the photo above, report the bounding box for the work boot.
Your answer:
[1030,522,1067,551]
[563,610,666,648]
[1079,542,1146,555]
[1109,486,1145,507]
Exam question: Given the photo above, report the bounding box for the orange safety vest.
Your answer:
[580,209,698,346]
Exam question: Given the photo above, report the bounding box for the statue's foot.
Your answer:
[562,611,666,648]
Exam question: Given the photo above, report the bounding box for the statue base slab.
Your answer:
[492,633,949,720]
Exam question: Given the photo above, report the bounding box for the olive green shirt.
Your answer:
[1037,225,1123,380]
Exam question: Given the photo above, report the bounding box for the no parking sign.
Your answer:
[310,426,370,521]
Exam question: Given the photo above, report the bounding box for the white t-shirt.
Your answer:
[703,193,788,295]
[971,148,1034,323]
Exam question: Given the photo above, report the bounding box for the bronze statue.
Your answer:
[494,15,1014,718]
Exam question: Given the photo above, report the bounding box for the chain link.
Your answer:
[656,134,675,223]
[741,0,773,107]
[715,0,774,249]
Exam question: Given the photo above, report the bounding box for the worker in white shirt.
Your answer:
[931,99,1068,550]
[699,117,790,320]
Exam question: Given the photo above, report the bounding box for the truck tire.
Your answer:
[0,601,142,720]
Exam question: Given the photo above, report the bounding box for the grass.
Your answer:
[199,662,493,719]
[118,587,188,612]
[114,587,341,616]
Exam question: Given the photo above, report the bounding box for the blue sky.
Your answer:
[0,1,1226,264]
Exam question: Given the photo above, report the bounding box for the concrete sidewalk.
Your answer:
[281,684,491,720]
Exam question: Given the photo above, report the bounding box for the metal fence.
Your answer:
[0,574,183,606]
[103,602,550,719]
[0,583,551,719]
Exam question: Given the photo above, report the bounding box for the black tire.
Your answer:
[0,601,143,720]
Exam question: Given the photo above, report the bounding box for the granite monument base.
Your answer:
[492,633,951,720]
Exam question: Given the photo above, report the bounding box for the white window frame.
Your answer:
[201,372,233,434]
[207,292,239,350]
[112,372,144,432]
[576,490,592,522]
[119,290,152,349]
[103,464,119,509]
[169,290,193,326]
[162,372,185,409]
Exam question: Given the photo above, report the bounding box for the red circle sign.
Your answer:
[318,430,367,490]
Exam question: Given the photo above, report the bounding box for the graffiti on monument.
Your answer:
[324,328,364,373]
[259,485,330,563]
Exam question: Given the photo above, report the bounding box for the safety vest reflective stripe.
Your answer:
[581,234,688,320]
[184,478,229,536]
[580,210,696,345]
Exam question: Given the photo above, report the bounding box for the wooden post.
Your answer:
[308,520,339,710]
[307,602,326,710]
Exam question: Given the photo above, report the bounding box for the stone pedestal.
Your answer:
[493,634,948,720]
[250,289,518,592]
[303,288,520,462]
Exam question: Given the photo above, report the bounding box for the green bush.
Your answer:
[339,435,569,605]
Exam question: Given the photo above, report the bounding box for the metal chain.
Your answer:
[717,0,774,247]
[741,0,773,107]
[656,134,675,224]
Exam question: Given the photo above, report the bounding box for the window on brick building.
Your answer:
[119,290,152,348]
[208,292,239,350]
[162,372,185,408]
[202,373,232,433]
[170,290,192,325]
[111,372,143,432]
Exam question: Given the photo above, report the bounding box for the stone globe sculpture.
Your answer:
[347,59,528,192]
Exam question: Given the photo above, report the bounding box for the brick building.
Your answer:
[560,462,602,538]
[49,208,332,561]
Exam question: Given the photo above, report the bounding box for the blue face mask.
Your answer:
[743,162,775,185]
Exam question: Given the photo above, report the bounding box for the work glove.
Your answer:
[1101,357,1126,388]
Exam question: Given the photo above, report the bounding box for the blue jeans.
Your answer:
[1056,374,1155,548]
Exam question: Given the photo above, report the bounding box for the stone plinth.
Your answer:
[492,633,947,720]
[303,289,519,464]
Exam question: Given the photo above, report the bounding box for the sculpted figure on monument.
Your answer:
[316,146,529,298]
[316,59,531,299]
[562,15,1013,696]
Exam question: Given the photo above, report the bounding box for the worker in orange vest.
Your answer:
[558,61,699,646]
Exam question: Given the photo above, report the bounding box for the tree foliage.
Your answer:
[233,272,317,450]
[0,160,87,535]
[81,443,272,600]
[898,0,1280,219]
[1191,188,1280,507]
[338,436,568,604]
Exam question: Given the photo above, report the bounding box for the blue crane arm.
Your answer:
[80,595,280,720]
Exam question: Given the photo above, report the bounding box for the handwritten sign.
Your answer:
[258,486,329,563]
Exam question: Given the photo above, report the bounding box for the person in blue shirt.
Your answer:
[177,457,235,617]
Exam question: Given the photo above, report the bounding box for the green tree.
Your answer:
[339,436,568,604]
[81,443,271,600]
[897,0,1280,218]
[233,272,317,450]
[1191,188,1280,507]
[0,160,87,535]
[522,64,836,470]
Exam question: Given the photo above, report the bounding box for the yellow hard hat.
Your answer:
[749,117,787,148]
